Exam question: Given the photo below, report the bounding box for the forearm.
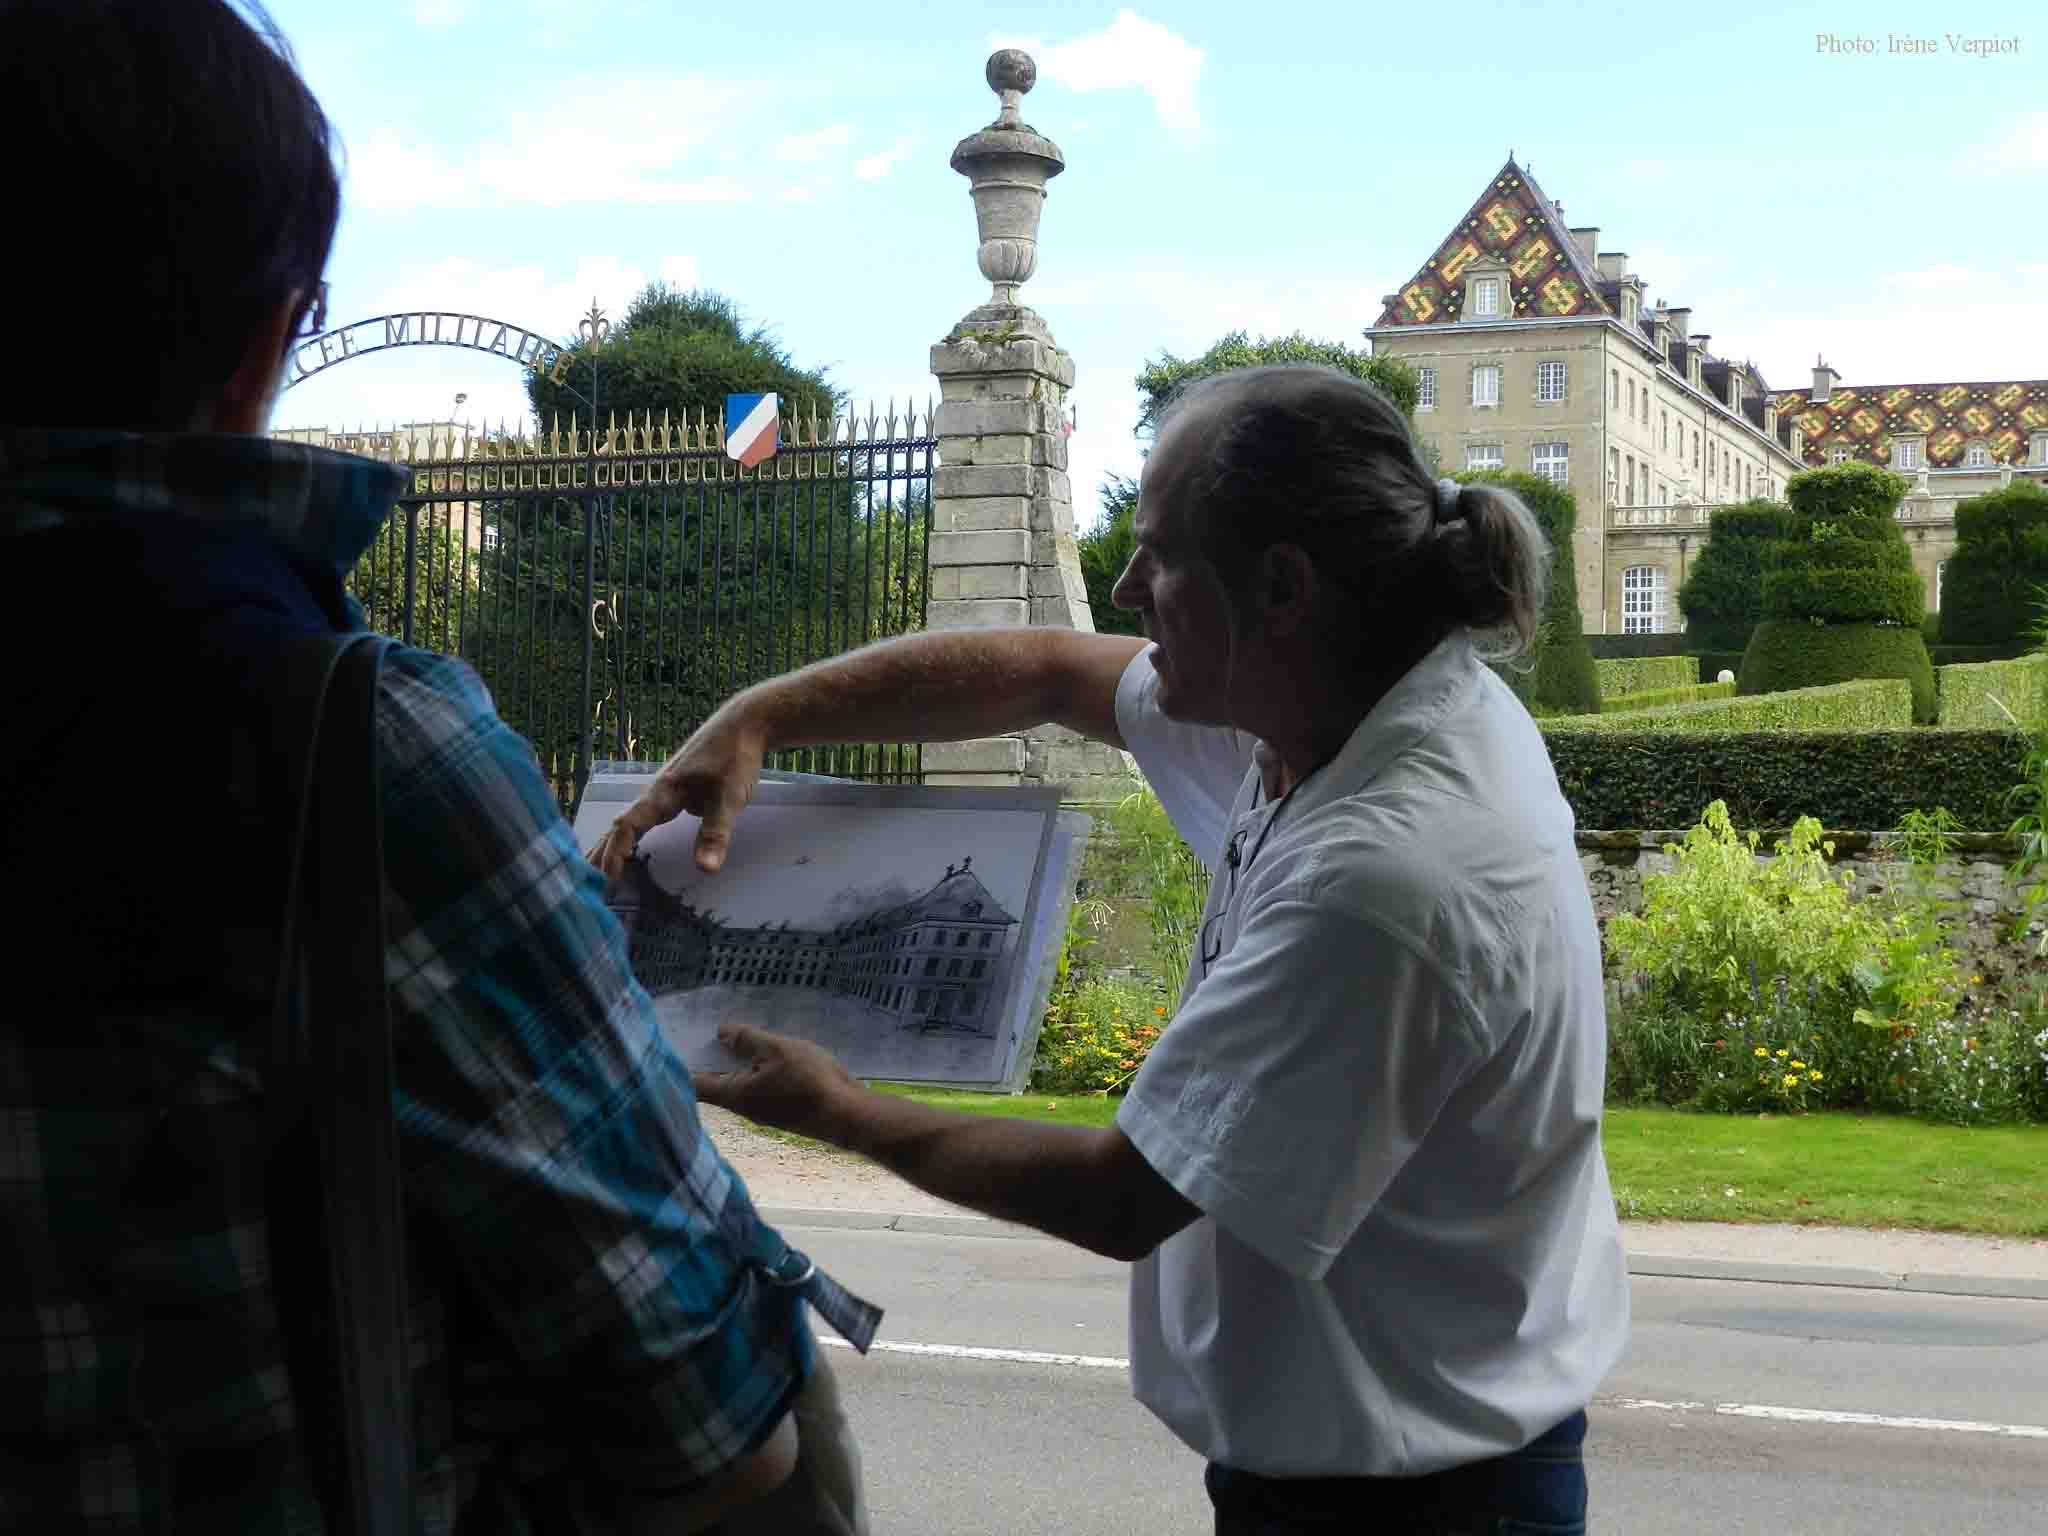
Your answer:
[829,1090,1134,1259]
[720,628,1134,751]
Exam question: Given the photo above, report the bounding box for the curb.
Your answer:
[759,1205,2048,1304]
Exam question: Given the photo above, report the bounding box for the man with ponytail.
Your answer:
[598,364,1629,1532]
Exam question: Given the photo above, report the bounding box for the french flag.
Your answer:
[724,392,780,468]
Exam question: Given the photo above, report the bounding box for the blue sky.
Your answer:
[267,0,2045,525]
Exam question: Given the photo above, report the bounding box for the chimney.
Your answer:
[1666,306,1691,342]
[1568,226,1600,265]
[1552,200,1565,220]
[1595,251,1629,282]
[1811,357,1840,403]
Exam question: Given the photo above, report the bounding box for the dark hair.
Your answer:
[1,0,340,428]
[1156,365,1550,660]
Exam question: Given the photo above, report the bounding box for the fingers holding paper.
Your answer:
[589,714,767,880]
[694,1023,859,1143]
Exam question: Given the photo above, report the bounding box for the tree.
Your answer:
[1455,469,1599,715]
[1677,500,1798,653]
[1077,474,1141,637]
[1740,463,1936,722]
[1939,481,2048,646]
[1133,331,1419,437]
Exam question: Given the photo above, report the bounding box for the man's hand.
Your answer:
[590,711,766,880]
[694,1024,862,1144]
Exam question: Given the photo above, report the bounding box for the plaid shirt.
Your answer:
[0,431,874,1533]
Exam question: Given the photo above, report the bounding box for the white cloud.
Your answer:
[855,138,916,181]
[1879,263,1996,292]
[993,11,1206,142]
[347,79,750,211]
[410,0,477,25]
[1990,110,2048,166]
[780,123,852,161]
[779,185,817,202]
[657,256,702,290]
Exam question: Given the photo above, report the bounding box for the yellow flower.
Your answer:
[1790,1060,1806,1070]
[1782,1073,1800,1088]
[1809,1070,1824,1082]
[1754,1047,1769,1058]
[1775,1049,1790,1058]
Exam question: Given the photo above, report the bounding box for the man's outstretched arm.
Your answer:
[697,1025,1201,1264]
[595,628,1145,877]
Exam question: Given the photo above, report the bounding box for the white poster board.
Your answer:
[574,769,1086,1090]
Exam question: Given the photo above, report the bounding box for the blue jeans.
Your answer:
[1204,1410,1588,1535]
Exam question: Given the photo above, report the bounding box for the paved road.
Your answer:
[792,1224,2048,1535]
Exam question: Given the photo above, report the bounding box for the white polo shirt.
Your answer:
[1113,632,1629,1477]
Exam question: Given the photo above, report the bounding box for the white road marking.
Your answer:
[1602,1396,2048,1440]
[820,1347,2048,1439]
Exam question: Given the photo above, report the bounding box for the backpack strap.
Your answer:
[271,631,414,1535]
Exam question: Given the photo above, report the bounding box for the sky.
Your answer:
[266,0,2046,528]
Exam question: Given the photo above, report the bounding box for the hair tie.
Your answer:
[1435,477,1463,525]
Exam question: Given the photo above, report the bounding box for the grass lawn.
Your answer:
[860,1087,2048,1237]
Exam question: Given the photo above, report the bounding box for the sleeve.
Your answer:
[1112,645,1257,872]
[1114,896,1485,1282]
[371,645,807,1493]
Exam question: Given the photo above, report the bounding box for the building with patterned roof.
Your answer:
[1363,159,2046,633]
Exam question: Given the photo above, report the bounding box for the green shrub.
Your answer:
[1921,613,1942,644]
[1932,641,2035,666]
[1458,469,1599,714]
[1595,655,1697,699]
[1542,729,2027,830]
[1690,650,1746,686]
[1677,500,1798,650]
[1739,620,1936,724]
[1030,974,1169,1094]
[1940,481,2048,645]
[1104,781,1209,1005]
[1936,656,2048,729]
[1587,633,1686,659]
[1546,678,1910,734]
[1601,681,1736,713]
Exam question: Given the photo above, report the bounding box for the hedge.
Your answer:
[1676,500,1798,650]
[1932,641,2034,666]
[1545,677,1910,734]
[1587,633,1686,659]
[1601,680,1736,713]
[1692,650,1745,685]
[1595,655,1698,698]
[1940,481,2048,645]
[1936,655,2048,730]
[1459,469,1599,713]
[1541,729,2029,831]
[1740,619,1936,724]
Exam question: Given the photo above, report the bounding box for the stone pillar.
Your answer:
[922,49,1127,799]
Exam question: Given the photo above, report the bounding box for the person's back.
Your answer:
[1,4,849,1528]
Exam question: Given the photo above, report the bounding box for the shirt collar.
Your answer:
[1250,629,1480,827]
[0,428,409,578]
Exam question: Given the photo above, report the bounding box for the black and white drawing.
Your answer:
[574,773,1085,1088]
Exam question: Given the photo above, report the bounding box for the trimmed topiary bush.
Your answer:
[1546,678,1910,734]
[1587,633,1686,659]
[1458,469,1599,715]
[1601,680,1736,713]
[1739,463,1936,723]
[1935,655,2048,729]
[1939,481,2048,646]
[1595,655,1697,698]
[1676,500,1797,651]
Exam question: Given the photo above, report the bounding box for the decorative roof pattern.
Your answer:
[1374,160,1612,329]
[1771,381,2048,469]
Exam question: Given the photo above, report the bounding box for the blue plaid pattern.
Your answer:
[0,430,873,1532]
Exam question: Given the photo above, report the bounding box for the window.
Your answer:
[1707,441,1715,477]
[2034,433,2048,465]
[1657,480,1668,505]
[1626,378,1635,417]
[1936,559,1947,611]
[1416,366,1436,410]
[1661,411,1669,451]
[979,931,993,948]
[1896,438,1922,470]
[1966,442,1990,468]
[1692,431,1699,469]
[1624,454,1635,501]
[1536,361,1567,403]
[1610,369,1619,408]
[1827,446,1851,465]
[924,957,939,977]
[1472,277,1500,317]
[1622,565,1667,635]
[1642,390,1650,426]
[1465,443,1503,471]
[1532,442,1569,485]
[1608,447,1620,496]
[1471,365,1501,407]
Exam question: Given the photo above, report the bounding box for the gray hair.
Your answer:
[1156,365,1550,660]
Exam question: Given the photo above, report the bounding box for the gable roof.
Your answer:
[1769,380,2048,469]
[1373,159,1611,329]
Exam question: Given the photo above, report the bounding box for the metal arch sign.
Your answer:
[283,310,580,391]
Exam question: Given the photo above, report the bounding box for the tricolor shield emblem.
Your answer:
[724,392,780,468]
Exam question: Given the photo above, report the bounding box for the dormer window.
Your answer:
[2034,432,2048,465]
[1894,437,1923,471]
[1965,441,1991,468]
[1827,447,1851,465]
[1472,278,1500,317]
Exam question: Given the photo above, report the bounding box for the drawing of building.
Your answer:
[608,855,1020,1037]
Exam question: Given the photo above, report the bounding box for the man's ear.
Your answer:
[204,290,304,435]
[1258,541,1320,637]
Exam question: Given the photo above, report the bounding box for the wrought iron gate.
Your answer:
[343,404,935,810]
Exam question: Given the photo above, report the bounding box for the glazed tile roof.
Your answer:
[1770,381,2048,469]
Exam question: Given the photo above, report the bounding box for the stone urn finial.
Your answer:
[950,50,1064,319]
